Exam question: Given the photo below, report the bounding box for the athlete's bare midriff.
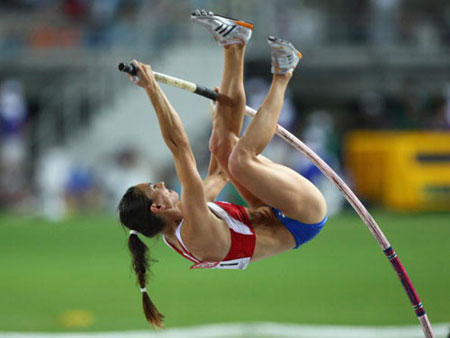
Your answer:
[246,206,296,261]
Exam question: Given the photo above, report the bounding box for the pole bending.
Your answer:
[117,9,433,338]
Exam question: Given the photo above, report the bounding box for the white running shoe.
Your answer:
[267,36,302,74]
[191,9,253,46]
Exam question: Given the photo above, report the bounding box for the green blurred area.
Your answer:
[0,211,449,332]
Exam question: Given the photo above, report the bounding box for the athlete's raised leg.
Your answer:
[229,37,327,223]
[191,10,264,207]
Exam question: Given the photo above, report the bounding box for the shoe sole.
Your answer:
[268,35,302,59]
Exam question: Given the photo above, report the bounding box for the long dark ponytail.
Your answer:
[118,186,165,328]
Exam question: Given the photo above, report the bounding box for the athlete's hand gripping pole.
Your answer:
[118,62,219,101]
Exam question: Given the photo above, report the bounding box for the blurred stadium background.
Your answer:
[0,0,449,337]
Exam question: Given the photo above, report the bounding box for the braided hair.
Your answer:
[118,186,165,328]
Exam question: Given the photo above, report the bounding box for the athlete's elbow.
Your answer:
[166,136,189,153]
[209,132,238,168]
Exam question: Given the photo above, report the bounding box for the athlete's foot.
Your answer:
[191,9,253,46]
[267,36,302,74]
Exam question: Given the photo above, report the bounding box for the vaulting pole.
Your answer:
[244,106,434,338]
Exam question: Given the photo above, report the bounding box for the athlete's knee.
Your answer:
[228,144,253,179]
[218,84,246,109]
[316,192,328,220]
[209,132,236,166]
[308,189,328,222]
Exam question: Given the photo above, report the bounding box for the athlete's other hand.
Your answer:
[128,60,156,89]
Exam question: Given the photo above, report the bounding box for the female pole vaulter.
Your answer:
[118,9,327,327]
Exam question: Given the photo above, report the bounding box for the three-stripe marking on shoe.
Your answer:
[223,25,237,37]
[215,22,238,37]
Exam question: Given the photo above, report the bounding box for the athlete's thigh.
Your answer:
[235,155,326,223]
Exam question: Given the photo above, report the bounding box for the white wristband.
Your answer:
[129,230,140,236]
[140,287,147,293]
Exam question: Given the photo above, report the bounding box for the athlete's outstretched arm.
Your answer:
[132,61,190,154]
[130,61,211,222]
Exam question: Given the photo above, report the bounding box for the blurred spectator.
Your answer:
[62,0,89,21]
[29,25,82,49]
[0,79,28,208]
[0,79,27,136]
[35,147,72,221]
[85,0,121,46]
[369,0,401,45]
[65,164,101,215]
[413,17,441,50]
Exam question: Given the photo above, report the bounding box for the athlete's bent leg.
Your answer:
[192,10,264,207]
[209,44,246,164]
[210,45,265,208]
[229,37,327,223]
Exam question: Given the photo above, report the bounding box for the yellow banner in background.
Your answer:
[344,131,450,211]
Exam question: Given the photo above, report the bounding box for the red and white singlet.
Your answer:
[163,201,256,270]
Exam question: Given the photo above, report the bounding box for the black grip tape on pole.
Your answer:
[194,85,218,101]
[118,62,137,76]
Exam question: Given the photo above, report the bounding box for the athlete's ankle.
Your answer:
[224,43,246,51]
[273,71,293,82]
[224,44,245,60]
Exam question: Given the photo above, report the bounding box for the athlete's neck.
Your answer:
[161,207,183,236]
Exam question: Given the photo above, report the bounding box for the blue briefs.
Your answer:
[271,208,327,249]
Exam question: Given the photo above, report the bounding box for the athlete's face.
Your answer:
[136,181,179,208]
